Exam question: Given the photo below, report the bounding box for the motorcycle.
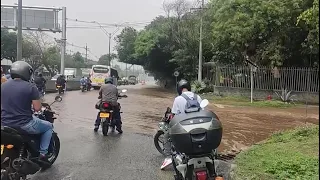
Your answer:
[55,83,64,94]
[1,96,62,180]
[97,89,128,136]
[86,83,91,91]
[154,107,172,156]
[157,99,224,180]
[80,82,86,92]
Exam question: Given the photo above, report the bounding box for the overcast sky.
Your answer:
[1,0,168,63]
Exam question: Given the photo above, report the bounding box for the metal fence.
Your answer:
[203,66,319,93]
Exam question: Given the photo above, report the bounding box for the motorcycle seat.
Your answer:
[1,126,40,140]
[1,125,20,134]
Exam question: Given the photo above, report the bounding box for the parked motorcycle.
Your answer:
[1,96,62,180]
[97,89,128,136]
[157,99,224,180]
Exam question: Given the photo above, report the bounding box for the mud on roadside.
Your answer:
[122,85,319,155]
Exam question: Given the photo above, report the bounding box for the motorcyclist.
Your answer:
[80,76,86,86]
[1,61,53,165]
[34,73,47,94]
[161,79,203,169]
[94,77,124,133]
[85,76,92,89]
[56,74,66,91]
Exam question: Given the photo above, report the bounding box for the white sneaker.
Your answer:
[160,157,172,170]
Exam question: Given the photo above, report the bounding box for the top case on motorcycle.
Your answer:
[168,110,222,155]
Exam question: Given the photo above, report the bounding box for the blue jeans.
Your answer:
[21,116,53,155]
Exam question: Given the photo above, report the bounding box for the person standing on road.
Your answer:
[161,79,203,170]
[94,77,124,133]
[1,61,53,165]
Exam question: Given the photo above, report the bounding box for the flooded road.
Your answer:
[34,84,318,179]
[47,84,319,153]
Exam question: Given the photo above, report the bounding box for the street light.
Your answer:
[92,21,126,67]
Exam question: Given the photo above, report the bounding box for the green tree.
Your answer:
[98,53,117,65]
[115,27,138,64]
[1,29,17,61]
[297,0,319,62]
[73,51,84,63]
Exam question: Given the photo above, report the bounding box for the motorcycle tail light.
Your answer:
[102,103,110,108]
[196,171,207,180]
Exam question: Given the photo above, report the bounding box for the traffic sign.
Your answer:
[173,71,179,77]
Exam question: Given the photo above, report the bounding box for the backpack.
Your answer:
[180,93,200,113]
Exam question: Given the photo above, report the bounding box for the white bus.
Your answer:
[90,65,119,89]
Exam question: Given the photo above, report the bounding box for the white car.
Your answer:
[51,74,61,81]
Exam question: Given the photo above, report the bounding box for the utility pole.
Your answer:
[17,0,23,61]
[60,7,67,75]
[197,0,205,82]
[85,43,88,62]
[125,63,128,77]
[108,33,111,67]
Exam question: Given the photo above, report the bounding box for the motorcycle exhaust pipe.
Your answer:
[12,158,40,175]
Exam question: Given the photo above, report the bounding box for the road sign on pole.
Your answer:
[173,71,179,77]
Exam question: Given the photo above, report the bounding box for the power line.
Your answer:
[66,18,151,27]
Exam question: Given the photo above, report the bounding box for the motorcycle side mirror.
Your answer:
[54,96,63,102]
[166,107,172,113]
[121,89,128,93]
[200,99,209,109]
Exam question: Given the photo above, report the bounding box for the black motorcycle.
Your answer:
[96,89,128,136]
[56,83,64,94]
[1,96,62,180]
[154,107,172,156]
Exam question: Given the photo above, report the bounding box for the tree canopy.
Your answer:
[1,30,97,75]
[115,0,319,81]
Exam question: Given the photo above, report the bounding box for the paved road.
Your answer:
[32,85,173,180]
[31,84,231,180]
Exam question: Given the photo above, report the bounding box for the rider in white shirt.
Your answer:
[161,79,203,170]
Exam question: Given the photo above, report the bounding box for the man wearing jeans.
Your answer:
[1,61,53,165]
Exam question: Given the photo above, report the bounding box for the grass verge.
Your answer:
[202,94,300,108]
[231,125,319,180]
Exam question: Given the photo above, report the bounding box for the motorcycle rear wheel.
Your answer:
[154,130,166,156]
[102,121,109,136]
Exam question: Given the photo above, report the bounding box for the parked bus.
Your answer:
[90,65,119,89]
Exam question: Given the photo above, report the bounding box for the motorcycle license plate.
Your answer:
[100,113,110,118]
[80,86,83,88]
[1,145,4,155]
[57,86,61,88]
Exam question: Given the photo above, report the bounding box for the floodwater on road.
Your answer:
[47,84,319,154]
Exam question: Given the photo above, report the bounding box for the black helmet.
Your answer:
[10,61,34,81]
[177,79,191,95]
[105,77,113,84]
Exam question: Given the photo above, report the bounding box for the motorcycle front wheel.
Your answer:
[46,133,60,167]
[154,130,166,156]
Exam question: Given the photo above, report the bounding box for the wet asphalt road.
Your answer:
[30,84,232,180]
[31,84,173,180]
